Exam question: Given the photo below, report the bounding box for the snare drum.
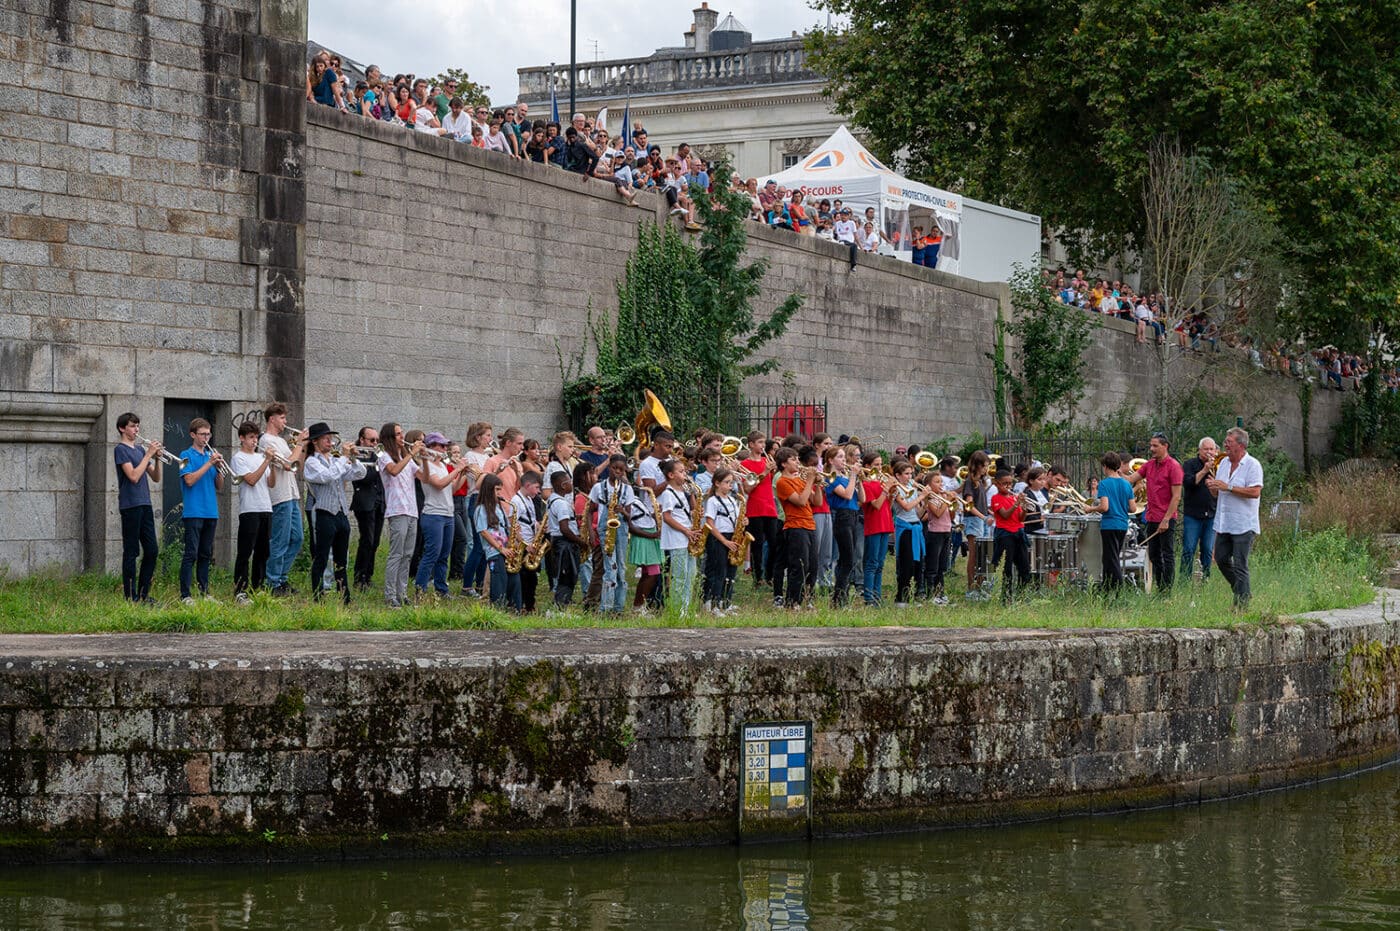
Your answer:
[1031,532,1079,579]
[971,536,996,588]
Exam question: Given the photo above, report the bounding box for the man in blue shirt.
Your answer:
[1093,451,1135,592]
[179,417,225,602]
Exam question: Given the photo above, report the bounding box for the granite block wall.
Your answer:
[0,0,307,575]
[0,595,1395,860]
[302,109,1003,442]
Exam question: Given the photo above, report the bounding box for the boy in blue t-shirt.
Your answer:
[178,417,225,602]
[1094,451,1135,591]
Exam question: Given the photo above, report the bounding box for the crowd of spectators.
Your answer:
[1040,267,1399,392]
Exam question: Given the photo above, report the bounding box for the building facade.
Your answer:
[517,5,844,180]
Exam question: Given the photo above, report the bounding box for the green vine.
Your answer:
[560,159,804,436]
[990,263,1094,431]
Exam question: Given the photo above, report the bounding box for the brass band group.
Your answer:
[113,395,1264,614]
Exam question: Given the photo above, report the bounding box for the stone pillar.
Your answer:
[240,0,308,411]
[0,391,103,575]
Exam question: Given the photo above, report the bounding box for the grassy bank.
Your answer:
[0,528,1376,635]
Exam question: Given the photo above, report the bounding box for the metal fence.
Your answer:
[657,392,829,443]
[987,432,1149,490]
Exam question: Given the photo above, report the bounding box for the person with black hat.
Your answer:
[301,422,366,604]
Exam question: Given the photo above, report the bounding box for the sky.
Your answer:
[307,0,828,105]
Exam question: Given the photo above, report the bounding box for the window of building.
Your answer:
[781,153,802,169]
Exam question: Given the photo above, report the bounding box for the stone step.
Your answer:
[1378,534,1400,551]
[1385,567,1400,589]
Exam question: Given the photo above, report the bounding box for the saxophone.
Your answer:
[687,484,708,557]
[603,482,621,556]
[524,523,552,571]
[504,511,525,573]
[729,494,755,567]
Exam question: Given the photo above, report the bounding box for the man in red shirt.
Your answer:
[1130,432,1184,591]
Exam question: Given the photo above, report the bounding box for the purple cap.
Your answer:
[424,432,449,447]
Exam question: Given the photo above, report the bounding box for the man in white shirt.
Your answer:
[1206,426,1263,607]
[259,402,306,596]
[441,98,472,140]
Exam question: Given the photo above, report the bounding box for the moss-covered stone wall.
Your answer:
[1,595,1398,862]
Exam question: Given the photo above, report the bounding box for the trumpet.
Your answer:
[206,444,242,485]
[266,449,301,474]
[332,442,376,463]
[134,433,187,468]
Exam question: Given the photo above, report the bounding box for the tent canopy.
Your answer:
[761,126,962,220]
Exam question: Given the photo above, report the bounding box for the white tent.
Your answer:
[761,126,1040,282]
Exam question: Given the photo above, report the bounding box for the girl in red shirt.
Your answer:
[739,431,779,591]
[861,452,893,605]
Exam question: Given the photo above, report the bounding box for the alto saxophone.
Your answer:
[603,482,621,556]
[504,512,525,573]
[687,484,708,557]
[524,525,551,571]
[729,494,755,567]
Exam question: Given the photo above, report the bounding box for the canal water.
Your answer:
[4,764,1400,929]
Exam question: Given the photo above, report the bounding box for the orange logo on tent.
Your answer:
[858,151,890,172]
[802,149,846,171]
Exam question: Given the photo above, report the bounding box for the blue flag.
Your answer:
[550,66,560,123]
[620,86,631,147]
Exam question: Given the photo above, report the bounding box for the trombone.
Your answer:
[134,433,187,468]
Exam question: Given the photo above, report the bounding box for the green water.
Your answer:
[4,765,1400,929]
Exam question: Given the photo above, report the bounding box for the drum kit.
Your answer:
[1032,512,1151,591]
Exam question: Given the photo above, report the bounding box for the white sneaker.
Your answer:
[181,597,196,606]
[235,592,251,605]
[710,604,727,617]
[724,605,740,616]
[894,601,909,608]
[203,595,221,604]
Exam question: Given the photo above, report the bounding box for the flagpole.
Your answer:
[568,0,577,119]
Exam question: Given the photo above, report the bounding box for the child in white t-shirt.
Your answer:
[231,421,275,602]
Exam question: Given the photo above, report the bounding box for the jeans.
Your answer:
[487,554,522,610]
[449,495,470,582]
[234,511,270,595]
[119,505,158,601]
[383,514,416,605]
[266,499,304,588]
[600,525,630,612]
[1214,531,1255,606]
[831,508,860,606]
[785,528,816,607]
[310,510,351,603]
[179,517,216,598]
[461,493,488,591]
[813,511,833,587]
[665,548,697,614]
[1146,518,1177,592]
[352,505,384,587]
[863,532,889,605]
[414,513,454,595]
[1181,514,1216,579]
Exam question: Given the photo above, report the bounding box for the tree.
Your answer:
[428,68,491,109]
[807,0,1400,351]
[994,265,1094,430]
[561,160,803,435]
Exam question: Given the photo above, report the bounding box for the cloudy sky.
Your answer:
[308,0,828,104]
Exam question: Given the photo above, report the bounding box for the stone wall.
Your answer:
[1,595,1396,861]
[303,109,1002,443]
[1063,316,1345,466]
[0,0,307,574]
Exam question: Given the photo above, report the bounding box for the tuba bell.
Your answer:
[719,435,744,457]
[631,388,672,457]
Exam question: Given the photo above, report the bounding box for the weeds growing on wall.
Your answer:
[1333,371,1400,462]
[560,159,803,436]
[993,263,1095,430]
